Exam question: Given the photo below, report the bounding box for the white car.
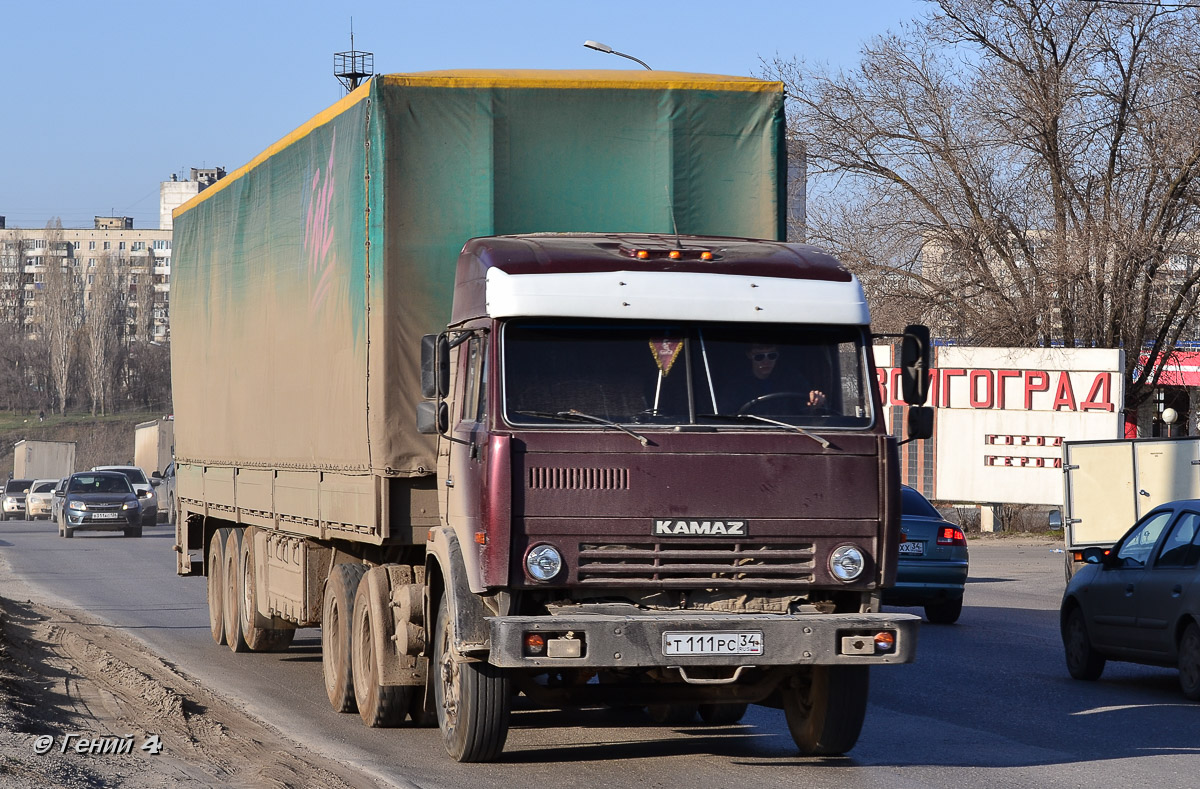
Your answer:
[91,466,157,526]
[25,478,60,520]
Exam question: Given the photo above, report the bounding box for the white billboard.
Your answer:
[875,346,1125,505]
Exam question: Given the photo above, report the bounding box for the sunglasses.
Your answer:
[752,352,779,362]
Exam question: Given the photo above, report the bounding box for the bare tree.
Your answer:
[41,218,82,414]
[81,252,123,416]
[766,0,1200,413]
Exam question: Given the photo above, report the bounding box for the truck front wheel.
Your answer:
[352,581,411,727]
[783,665,869,756]
[323,563,367,713]
[433,595,510,762]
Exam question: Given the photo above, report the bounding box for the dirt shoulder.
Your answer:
[0,592,389,788]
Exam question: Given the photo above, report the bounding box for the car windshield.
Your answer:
[5,479,33,494]
[69,475,133,494]
[901,487,942,518]
[32,481,56,493]
[502,320,873,429]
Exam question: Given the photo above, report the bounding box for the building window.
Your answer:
[103,241,110,250]
[89,241,96,250]
[118,241,125,251]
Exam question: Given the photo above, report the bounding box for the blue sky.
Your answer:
[0,0,927,230]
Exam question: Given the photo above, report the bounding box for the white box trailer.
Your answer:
[134,418,174,476]
[13,439,76,480]
[1061,436,1200,578]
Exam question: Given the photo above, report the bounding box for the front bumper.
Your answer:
[488,611,919,669]
[66,511,140,531]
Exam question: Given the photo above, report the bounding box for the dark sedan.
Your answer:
[884,485,970,624]
[55,471,143,538]
[1060,500,1200,700]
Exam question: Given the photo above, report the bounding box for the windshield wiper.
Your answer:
[698,413,830,448]
[513,409,651,446]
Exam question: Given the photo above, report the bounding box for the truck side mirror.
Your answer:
[420,334,452,400]
[416,400,450,435]
[906,406,933,441]
[1048,511,1062,530]
[900,324,931,406]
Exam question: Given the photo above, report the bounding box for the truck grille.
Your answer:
[527,467,629,491]
[576,542,815,587]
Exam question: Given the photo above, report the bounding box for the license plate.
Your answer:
[662,631,763,656]
[899,540,925,555]
[91,512,120,520]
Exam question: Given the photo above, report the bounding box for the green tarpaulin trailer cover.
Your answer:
[171,70,785,523]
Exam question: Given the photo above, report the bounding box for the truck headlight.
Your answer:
[525,544,563,582]
[829,544,865,582]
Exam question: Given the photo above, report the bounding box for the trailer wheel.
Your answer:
[433,594,510,762]
[207,528,230,646]
[783,665,869,756]
[238,529,295,652]
[698,702,749,726]
[351,581,411,727]
[222,530,249,653]
[323,563,367,713]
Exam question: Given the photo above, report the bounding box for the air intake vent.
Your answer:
[527,467,629,491]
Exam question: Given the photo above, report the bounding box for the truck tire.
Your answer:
[208,528,230,645]
[433,594,510,762]
[925,596,963,625]
[238,529,295,652]
[647,704,698,725]
[352,580,411,727]
[783,665,869,756]
[1063,605,1105,681]
[698,702,749,726]
[223,529,249,653]
[323,563,367,713]
[1180,622,1200,701]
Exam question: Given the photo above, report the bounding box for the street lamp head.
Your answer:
[581,39,652,70]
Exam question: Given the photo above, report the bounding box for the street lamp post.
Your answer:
[583,40,652,70]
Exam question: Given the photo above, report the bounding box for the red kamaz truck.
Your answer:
[171,70,932,762]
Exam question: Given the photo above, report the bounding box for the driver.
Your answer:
[731,343,826,412]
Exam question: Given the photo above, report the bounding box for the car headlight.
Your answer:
[69,500,87,511]
[123,502,135,510]
[525,544,563,582]
[829,544,866,582]
[3,496,13,505]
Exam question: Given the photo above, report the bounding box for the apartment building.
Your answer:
[0,218,172,341]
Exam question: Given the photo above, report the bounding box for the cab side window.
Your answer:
[460,336,487,425]
[1115,511,1173,568]
[1155,512,1200,568]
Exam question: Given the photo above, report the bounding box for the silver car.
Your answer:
[91,465,157,526]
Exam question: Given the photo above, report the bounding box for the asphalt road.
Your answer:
[2,521,1197,789]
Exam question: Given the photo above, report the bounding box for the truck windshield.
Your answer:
[501,320,873,429]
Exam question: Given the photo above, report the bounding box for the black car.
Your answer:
[1060,499,1200,699]
[55,471,143,538]
[883,486,970,624]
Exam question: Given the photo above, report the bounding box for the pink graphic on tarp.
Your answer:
[304,130,338,314]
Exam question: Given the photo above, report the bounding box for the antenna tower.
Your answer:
[334,21,373,93]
